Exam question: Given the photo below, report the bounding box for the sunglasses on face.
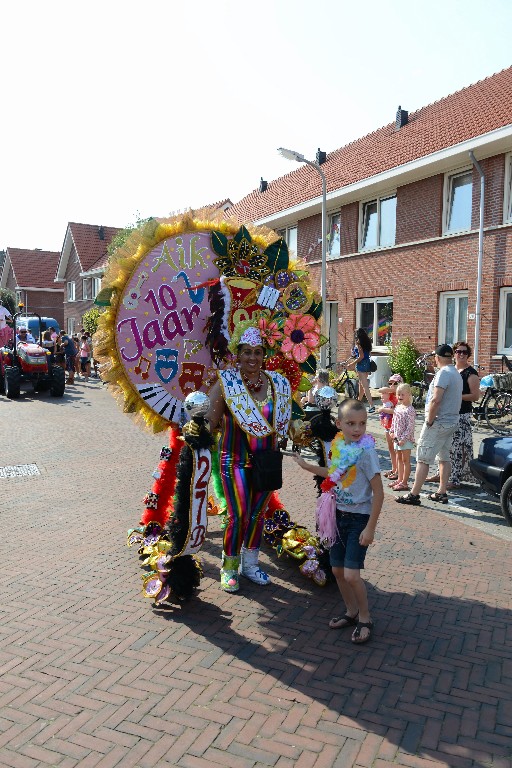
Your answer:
[388,381,398,385]
[455,350,469,356]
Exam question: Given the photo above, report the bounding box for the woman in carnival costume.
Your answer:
[207,321,292,592]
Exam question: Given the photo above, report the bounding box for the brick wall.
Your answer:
[396,175,444,243]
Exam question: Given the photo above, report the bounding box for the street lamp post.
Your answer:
[277,148,327,369]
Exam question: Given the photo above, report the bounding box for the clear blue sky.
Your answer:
[1,0,511,252]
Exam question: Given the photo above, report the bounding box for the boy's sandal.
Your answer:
[392,483,410,491]
[351,620,373,644]
[384,470,396,478]
[386,472,398,481]
[329,613,358,629]
[428,492,448,504]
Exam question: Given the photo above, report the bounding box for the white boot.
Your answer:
[240,547,270,585]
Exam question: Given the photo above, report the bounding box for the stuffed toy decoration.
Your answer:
[96,210,327,605]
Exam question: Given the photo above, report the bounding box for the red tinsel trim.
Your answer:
[140,426,181,525]
[320,477,336,492]
[265,354,302,391]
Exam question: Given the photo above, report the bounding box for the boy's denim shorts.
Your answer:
[329,512,369,570]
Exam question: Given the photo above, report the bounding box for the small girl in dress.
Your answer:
[389,383,416,491]
[378,373,402,480]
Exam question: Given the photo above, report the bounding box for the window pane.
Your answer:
[360,302,375,342]
[287,226,297,256]
[329,214,341,256]
[377,301,393,345]
[505,294,512,348]
[445,298,455,344]
[379,196,396,247]
[362,201,378,249]
[447,172,472,232]
[457,296,468,341]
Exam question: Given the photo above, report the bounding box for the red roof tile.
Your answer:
[6,248,63,289]
[68,223,121,273]
[229,66,512,221]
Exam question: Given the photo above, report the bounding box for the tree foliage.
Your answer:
[0,288,16,316]
[386,337,423,384]
[82,306,104,336]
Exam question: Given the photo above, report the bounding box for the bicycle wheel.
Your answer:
[485,391,512,434]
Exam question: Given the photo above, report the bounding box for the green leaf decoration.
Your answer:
[318,334,328,347]
[299,354,317,375]
[94,286,117,306]
[234,226,251,245]
[264,239,289,273]
[309,299,322,321]
[211,231,228,257]
[297,375,312,392]
[292,400,305,420]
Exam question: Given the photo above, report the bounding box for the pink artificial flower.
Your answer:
[258,317,283,348]
[281,314,320,364]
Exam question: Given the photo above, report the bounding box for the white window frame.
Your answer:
[327,213,341,257]
[443,167,473,234]
[498,287,512,355]
[504,153,512,225]
[438,291,469,346]
[356,296,393,351]
[82,278,90,300]
[15,290,22,306]
[359,193,397,251]
[277,225,297,256]
[92,277,101,299]
[67,317,76,335]
[67,281,76,302]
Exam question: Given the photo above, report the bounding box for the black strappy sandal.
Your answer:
[351,620,373,644]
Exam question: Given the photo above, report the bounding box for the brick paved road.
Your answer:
[1,381,511,768]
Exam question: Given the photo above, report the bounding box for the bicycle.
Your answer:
[329,358,358,399]
[479,356,512,434]
[411,353,435,409]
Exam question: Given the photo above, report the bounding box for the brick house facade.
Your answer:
[228,67,512,374]
[0,248,64,327]
[55,223,121,335]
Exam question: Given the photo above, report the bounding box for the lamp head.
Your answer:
[277,147,305,163]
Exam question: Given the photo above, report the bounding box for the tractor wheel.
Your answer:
[50,365,66,397]
[4,366,21,399]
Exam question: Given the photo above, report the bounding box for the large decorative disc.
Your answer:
[95,212,324,432]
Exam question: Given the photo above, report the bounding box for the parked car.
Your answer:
[470,436,512,526]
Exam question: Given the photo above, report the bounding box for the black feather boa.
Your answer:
[309,410,338,496]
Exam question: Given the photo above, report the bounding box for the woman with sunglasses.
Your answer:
[426,341,480,489]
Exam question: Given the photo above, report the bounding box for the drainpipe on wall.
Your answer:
[469,151,484,367]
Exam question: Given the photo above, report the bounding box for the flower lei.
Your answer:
[320,432,375,492]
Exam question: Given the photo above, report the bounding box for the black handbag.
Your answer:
[251,448,283,492]
[369,359,377,372]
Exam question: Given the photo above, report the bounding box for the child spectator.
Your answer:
[377,373,402,480]
[79,334,91,382]
[389,383,416,491]
[293,399,383,644]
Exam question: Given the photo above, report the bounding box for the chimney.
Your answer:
[98,225,105,240]
[259,177,268,193]
[316,148,327,165]
[395,106,408,130]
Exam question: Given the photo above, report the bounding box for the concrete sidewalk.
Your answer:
[0,381,511,768]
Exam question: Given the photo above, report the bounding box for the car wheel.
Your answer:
[499,475,512,527]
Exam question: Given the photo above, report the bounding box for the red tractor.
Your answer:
[0,313,65,399]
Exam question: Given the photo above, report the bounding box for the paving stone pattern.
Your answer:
[0,381,511,768]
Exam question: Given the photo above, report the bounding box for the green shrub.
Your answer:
[386,337,422,384]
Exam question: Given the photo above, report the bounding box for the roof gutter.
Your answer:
[469,151,484,367]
